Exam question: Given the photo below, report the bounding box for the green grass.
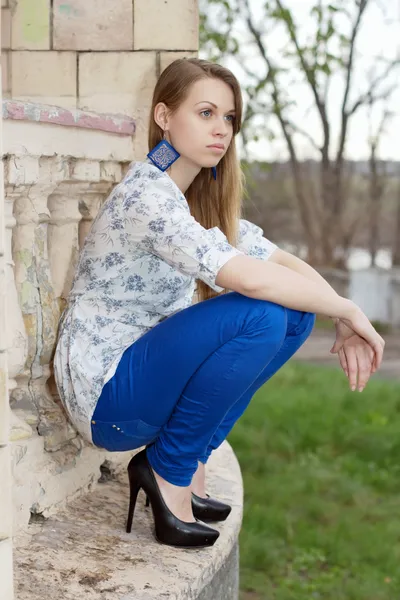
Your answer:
[227,362,400,600]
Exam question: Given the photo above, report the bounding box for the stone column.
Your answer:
[4,191,32,440]
[77,161,121,246]
[8,156,77,451]
[48,182,83,316]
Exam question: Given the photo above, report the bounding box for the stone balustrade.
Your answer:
[4,99,242,600]
[3,100,136,531]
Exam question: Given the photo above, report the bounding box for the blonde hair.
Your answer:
[148,58,244,302]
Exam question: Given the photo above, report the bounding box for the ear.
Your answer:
[153,102,170,132]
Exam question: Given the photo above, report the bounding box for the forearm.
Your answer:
[217,255,353,319]
[273,251,340,321]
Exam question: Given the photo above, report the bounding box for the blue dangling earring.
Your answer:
[211,166,217,180]
[147,132,180,171]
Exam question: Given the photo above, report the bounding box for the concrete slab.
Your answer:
[14,441,243,600]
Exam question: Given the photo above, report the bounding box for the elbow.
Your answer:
[215,254,265,297]
[232,267,262,297]
[239,276,262,297]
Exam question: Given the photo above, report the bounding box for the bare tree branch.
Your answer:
[348,59,400,116]
[275,0,330,161]
[336,0,369,165]
[285,121,321,153]
[240,0,321,256]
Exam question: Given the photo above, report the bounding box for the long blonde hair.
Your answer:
[148,58,244,302]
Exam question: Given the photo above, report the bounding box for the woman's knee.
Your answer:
[249,298,288,343]
[293,311,316,341]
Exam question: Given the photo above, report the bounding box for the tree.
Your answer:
[393,178,400,267]
[200,0,400,267]
[367,104,393,267]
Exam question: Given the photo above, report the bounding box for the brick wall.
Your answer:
[1,0,198,156]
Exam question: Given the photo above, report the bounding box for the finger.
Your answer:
[331,339,345,354]
[356,348,372,392]
[346,348,358,391]
[366,344,376,373]
[373,340,384,371]
[338,348,349,378]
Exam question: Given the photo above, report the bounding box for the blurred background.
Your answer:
[200,0,400,332]
[198,3,400,598]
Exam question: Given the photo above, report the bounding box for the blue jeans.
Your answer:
[91,292,315,486]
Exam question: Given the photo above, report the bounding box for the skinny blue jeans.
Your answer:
[91,292,315,486]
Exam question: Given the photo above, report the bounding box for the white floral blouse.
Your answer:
[53,159,278,443]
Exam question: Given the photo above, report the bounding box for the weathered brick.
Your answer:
[160,51,197,73]
[53,0,133,51]
[11,51,77,108]
[70,159,101,182]
[79,52,157,118]
[134,0,199,51]
[11,0,50,50]
[6,155,39,186]
[1,52,10,96]
[1,8,11,50]
[132,104,152,160]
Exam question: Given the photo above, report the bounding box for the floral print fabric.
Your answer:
[53,160,278,443]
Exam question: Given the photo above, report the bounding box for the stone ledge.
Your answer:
[13,441,243,599]
[4,117,134,162]
[3,100,136,136]
[12,435,132,534]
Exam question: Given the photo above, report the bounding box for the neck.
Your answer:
[166,156,202,194]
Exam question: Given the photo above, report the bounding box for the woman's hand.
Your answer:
[334,302,385,372]
[331,320,375,391]
[330,317,384,390]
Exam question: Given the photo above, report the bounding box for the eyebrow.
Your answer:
[195,101,236,113]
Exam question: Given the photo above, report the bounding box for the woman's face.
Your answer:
[164,78,236,169]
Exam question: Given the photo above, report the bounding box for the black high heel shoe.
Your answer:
[145,492,232,522]
[126,448,220,548]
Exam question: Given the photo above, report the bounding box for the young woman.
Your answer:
[54,58,385,549]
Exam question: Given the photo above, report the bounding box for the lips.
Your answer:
[208,144,225,150]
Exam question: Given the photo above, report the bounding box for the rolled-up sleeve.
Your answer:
[237,219,278,260]
[124,175,244,293]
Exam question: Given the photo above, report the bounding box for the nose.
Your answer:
[213,116,230,137]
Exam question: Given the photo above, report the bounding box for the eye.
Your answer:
[200,109,212,118]
[225,115,235,123]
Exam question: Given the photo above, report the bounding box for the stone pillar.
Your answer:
[48,183,83,315]
[4,189,32,440]
[0,11,15,594]
[7,156,77,451]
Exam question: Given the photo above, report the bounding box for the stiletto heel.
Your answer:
[145,494,150,507]
[127,448,220,548]
[126,479,141,533]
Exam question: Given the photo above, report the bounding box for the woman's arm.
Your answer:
[216,253,350,319]
[268,249,340,320]
[216,253,384,366]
